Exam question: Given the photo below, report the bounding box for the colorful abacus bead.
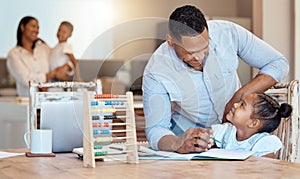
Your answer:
[105,101,113,105]
[92,116,100,120]
[104,101,124,106]
[94,145,103,149]
[93,129,110,135]
[101,108,116,113]
[92,123,101,127]
[103,115,117,119]
[104,122,109,128]
[94,151,107,156]
[90,108,116,113]
[91,101,98,106]
[94,136,113,142]
[94,94,119,99]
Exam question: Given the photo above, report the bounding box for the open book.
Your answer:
[139,146,254,161]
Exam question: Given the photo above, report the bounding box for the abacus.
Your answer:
[82,91,139,167]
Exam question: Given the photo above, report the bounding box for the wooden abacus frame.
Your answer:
[29,80,100,130]
[82,91,139,168]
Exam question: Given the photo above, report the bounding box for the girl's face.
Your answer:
[226,94,257,129]
[57,24,72,43]
[21,19,39,43]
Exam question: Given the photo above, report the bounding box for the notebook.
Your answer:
[138,146,254,161]
[40,101,84,153]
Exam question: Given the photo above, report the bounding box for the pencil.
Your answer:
[212,137,221,144]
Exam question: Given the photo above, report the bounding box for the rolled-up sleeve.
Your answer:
[142,73,174,150]
[233,22,289,82]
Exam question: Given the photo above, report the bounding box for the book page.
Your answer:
[139,146,254,160]
[138,146,196,160]
[193,148,254,160]
[0,151,24,159]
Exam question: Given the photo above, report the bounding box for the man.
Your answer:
[142,5,289,153]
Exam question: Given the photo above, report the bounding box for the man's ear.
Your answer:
[166,34,173,47]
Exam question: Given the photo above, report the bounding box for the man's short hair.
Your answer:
[169,5,208,42]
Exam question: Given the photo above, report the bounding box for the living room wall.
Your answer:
[0,0,251,59]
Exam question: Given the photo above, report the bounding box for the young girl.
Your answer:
[212,92,292,158]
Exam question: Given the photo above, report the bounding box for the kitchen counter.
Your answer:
[0,97,28,149]
[0,96,145,148]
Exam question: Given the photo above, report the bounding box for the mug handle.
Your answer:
[24,131,30,148]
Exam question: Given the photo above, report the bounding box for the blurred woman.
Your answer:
[7,16,71,97]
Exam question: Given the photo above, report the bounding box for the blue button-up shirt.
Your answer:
[142,20,289,150]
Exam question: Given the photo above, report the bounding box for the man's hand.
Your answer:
[175,128,213,154]
[222,74,277,122]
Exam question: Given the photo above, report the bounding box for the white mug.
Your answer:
[24,129,52,154]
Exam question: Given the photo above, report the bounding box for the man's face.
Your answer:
[171,28,210,71]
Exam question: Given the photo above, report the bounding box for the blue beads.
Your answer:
[105,101,125,106]
[91,100,125,107]
[105,101,112,105]
[93,129,110,135]
[101,130,110,134]
[91,101,98,106]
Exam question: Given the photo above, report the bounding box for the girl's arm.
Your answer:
[262,153,276,158]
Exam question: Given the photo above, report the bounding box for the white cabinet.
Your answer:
[0,98,28,148]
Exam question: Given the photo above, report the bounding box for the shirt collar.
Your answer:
[169,47,189,71]
[16,46,28,54]
[209,37,217,50]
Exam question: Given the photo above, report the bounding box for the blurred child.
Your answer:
[49,21,81,81]
[212,93,292,158]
